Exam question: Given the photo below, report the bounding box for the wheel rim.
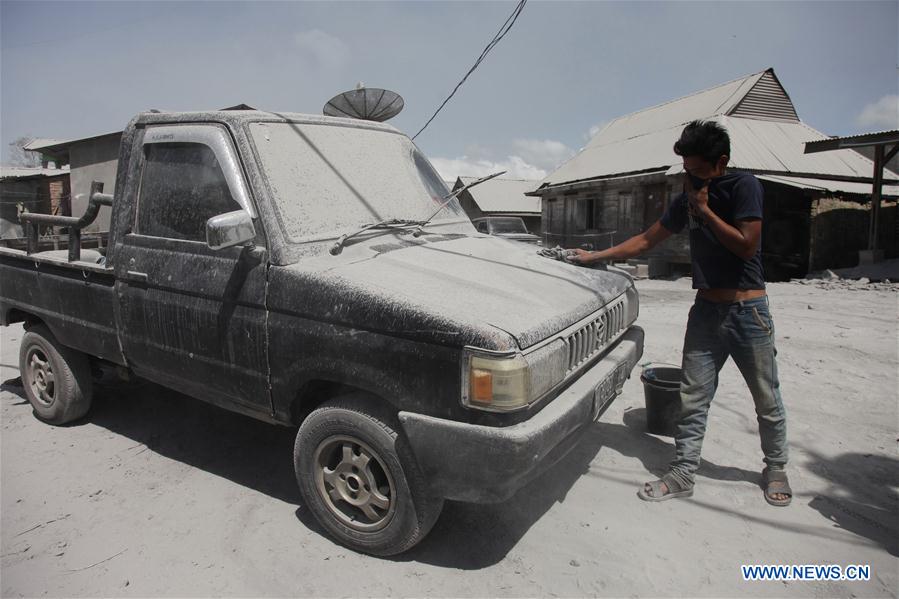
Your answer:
[26,347,55,407]
[313,435,396,532]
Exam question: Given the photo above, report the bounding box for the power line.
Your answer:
[411,0,527,141]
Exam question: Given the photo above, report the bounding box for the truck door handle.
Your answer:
[126,270,148,283]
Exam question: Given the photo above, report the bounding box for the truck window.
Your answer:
[137,142,240,242]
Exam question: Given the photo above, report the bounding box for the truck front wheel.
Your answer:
[19,324,93,424]
[294,395,443,556]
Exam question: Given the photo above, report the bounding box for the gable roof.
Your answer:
[537,68,897,193]
[456,177,541,213]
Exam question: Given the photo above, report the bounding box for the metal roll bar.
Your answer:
[19,181,113,262]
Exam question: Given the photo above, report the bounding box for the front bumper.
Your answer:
[398,326,644,503]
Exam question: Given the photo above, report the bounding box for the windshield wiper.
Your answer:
[329,218,425,255]
[329,170,507,255]
[410,170,506,238]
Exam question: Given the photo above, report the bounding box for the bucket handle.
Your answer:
[639,361,681,371]
[640,361,682,390]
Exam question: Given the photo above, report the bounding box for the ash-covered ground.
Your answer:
[2,277,896,598]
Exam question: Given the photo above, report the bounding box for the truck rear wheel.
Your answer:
[294,395,443,556]
[19,324,93,424]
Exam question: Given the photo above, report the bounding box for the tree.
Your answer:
[7,137,43,168]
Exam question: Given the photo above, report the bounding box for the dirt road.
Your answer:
[2,278,896,597]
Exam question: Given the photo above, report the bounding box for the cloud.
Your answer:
[585,121,609,141]
[429,155,547,183]
[428,137,577,183]
[294,29,350,70]
[856,95,898,130]
[511,139,576,172]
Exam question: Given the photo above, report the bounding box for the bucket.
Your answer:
[640,364,682,436]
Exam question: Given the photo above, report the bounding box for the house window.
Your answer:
[585,198,596,230]
[618,191,638,231]
[598,197,619,230]
[547,198,564,233]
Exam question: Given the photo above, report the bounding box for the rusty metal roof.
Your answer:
[0,165,70,180]
[805,129,899,153]
[757,174,899,198]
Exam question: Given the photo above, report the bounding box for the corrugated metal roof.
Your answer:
[730,70,799,122]
[585,70,766,148]
[805,129,899,153]
[539,68,897,190]
[0,166,70,180]
[458,177,541,213]
[724,116,894,177]
[757,174,899,197]
[23,138,65,151]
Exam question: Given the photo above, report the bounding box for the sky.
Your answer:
[1,0,897,181]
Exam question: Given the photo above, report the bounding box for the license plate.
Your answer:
[592,362,631,421]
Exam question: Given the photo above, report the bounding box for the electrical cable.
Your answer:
[411,0,527,141]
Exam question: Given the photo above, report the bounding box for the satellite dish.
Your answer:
[323,84,404,122]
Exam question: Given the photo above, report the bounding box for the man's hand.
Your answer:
[566,248,594,265]
[686,176,711,217]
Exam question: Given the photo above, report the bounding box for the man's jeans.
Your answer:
[669,296,788,486]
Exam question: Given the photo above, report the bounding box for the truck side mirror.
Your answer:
[206,210,256,250]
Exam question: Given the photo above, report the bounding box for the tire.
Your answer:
[18,324,93,425]
[294,394,443,556]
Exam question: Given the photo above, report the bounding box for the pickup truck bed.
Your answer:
[0,250,123,366]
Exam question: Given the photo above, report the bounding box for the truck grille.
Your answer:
[562,296,628,372]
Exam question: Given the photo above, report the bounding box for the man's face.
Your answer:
[683,155,727,186]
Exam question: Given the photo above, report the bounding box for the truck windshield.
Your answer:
[248,122,470,242]
[489,218,529,234]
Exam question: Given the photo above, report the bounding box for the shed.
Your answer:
[530,68,899,279]
[0,166,70,239]
[26,132,121,233]
[452,176,541,235]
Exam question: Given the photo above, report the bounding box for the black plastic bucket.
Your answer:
[640,364,682,436]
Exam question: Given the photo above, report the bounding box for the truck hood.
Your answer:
[274,234,632,350]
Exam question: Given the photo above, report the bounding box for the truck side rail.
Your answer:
[19,181,113,262]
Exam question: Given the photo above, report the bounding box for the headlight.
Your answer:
[626,284,640,325]
[462,341,567,412]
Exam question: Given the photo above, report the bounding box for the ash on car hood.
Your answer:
[321,235,632,349]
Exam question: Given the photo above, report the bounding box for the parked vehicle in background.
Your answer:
[0,109,643,556]
[472,216,541,244]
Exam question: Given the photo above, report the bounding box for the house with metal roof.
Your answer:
[529,68,899,279]
[451,176,541,234]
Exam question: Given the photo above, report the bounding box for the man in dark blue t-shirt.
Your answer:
[569,120,791,506]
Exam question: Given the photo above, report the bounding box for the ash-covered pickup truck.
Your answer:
[0,109,643,555]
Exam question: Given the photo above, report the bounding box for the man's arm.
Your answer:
[570,220,673,265]
[689,182,761,260]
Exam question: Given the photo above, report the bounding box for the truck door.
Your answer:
[115,124,271,416]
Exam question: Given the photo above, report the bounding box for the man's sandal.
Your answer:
[637,472,694,502]
[762,467,792,507]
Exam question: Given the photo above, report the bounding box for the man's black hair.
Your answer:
[673,120,731,164]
